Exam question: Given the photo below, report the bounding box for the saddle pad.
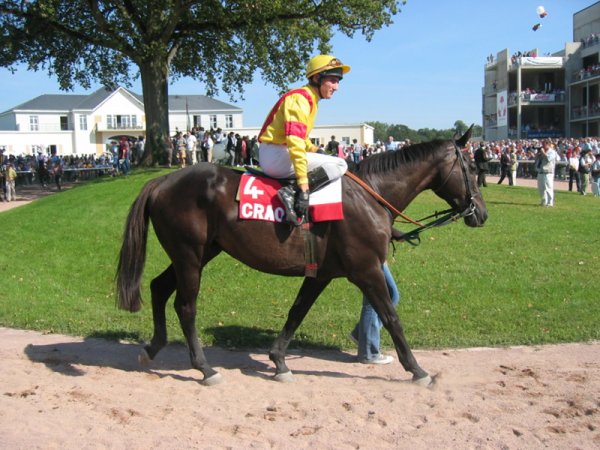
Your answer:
[238,173,343,222]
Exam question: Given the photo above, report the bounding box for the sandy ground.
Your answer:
[1,327,599,449]
[3,177,598,449]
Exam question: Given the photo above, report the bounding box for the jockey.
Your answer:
[258,55,350,225]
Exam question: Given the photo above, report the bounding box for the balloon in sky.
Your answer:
[532,23,542,32]
[537,6,548,18]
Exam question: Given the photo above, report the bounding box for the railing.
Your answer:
[571,104,600,120]
[15,166,114,185]
[508,92,565,106]
[487,160,568,180]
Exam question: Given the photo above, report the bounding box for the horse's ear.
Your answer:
[456,124,474,148]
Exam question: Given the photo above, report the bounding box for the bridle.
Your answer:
[345,140,480,246]
[397,141,480,245]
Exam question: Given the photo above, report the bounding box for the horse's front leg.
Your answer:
[269,277,330,382]
[357,268,432,386]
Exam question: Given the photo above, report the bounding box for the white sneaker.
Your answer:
[359,354,394,365]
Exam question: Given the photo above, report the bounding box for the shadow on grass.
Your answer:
[23,326,358,383]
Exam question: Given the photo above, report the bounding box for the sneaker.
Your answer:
[359,354,394,365]
[348,332,359,346]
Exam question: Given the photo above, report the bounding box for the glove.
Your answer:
[294,190,310,221]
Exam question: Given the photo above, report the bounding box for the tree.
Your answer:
[0,0,401,165]
[453,120,468,136]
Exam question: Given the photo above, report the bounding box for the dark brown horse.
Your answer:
[116,128,487,386]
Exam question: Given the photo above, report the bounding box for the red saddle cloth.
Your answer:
[238,173,343,223]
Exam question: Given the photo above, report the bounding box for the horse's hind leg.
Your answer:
[172,248,223,386]
[269,277,330,381]
[139,265,176,365]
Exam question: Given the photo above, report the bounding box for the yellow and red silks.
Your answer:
[258,85,319,186]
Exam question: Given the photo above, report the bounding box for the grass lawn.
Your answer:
[0,168,597,350]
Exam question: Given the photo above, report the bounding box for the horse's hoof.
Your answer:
[273,371,295,383]
[202,372,224,386]
[138,348,151,366]
[413,374,433,387]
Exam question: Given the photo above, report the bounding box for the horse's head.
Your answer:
[432,126,488,227]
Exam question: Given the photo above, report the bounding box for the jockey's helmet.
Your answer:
[306,55,351,81]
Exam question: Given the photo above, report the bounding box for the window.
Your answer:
[106,114,136,129]
[342,137,350,145]
[29,116,39,131]
[60,116,69,131]
[225,114,233,128]
[79,115,88,130]
[210,114,217,129]
[193,115,202,127]
[121,115,131,128]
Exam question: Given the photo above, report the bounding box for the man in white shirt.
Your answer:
[186,132,197,165]
[535,141,557,207]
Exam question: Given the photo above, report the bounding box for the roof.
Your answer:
[167,94,242,112]
[3,87,241,114]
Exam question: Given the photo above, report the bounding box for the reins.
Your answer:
[344,170,424,227]
[345,141,478,247]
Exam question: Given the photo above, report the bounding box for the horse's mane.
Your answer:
[353,139,449,176]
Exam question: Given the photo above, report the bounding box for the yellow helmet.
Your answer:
[305,55,351,80]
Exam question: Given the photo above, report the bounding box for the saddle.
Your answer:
[237,167,343,224]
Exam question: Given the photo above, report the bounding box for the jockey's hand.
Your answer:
[295,190,310,221]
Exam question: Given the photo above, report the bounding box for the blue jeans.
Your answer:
[351,262,400,361]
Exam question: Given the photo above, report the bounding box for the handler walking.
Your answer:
[258,55,350,225]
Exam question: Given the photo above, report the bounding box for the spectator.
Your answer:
[579,149,594,195]
[326,135,339,155]
[385,136,396,151]
[567,148,581,193]
[349,262,399,365]
[497,148,513,186]
[4,162,17,201]
[351,139,362,164]
[535,141,557,207]
[474,143,492,187]
[592,153,600,196]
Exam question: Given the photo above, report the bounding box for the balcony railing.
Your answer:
[571,104,600,120]
[96,123,144,131]
[508,91,565,106]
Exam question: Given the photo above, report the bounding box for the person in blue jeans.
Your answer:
[349,262,400,364]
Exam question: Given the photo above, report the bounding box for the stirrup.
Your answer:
[277,185,299,225]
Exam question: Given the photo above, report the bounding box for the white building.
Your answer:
[0,86,243,156]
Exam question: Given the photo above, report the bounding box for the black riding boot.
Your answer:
[277,184,299,224]
[277,167,333,225]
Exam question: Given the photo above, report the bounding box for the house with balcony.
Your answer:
[0,86,243,156]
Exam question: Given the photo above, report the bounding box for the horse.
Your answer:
[116,127,488,386]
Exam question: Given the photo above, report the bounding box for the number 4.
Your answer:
[243,176,264,199]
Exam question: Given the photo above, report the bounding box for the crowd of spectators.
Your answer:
[573,63,600,82]
[510,50,537,64]
[580,32,600,49]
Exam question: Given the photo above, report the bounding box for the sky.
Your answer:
[0,0,595,130]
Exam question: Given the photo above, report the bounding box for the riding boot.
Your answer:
[277,184,299,224]
[308,166,332,192]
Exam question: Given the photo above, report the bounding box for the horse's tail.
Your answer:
[115,178,161,312]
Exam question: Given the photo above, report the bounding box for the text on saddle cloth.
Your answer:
[237,173,344,223]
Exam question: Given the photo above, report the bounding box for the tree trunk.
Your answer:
[138,58,170,166]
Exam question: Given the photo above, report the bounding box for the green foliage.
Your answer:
[0,171,597,352]
[0,0,403,164]
[368,120,484,143]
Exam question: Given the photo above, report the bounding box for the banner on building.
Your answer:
[496,90,508,128]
